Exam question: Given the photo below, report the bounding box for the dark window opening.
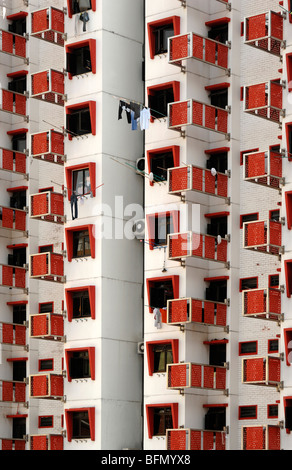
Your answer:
[269,274,279,287]
[209,343,226,367]
[150,151,174,182]
[69,350,90,379]
[268,404,278,418]
[154,214,174,247]
[208,24,229,44]
[240,277,258,291]
[8,247,26,267]
[39,416,53,428]
[8,19,26,36]
[153,343,173,373]
[206,152,228,174]
[285,399,292,431]
[71,0,92,14]
[153,23,174,55]
[67,107,92,137]
[13,360,26,382]
[288,126,292,161]
[72,290,91,319]
[13,417,26,440]
[239,341,257,355]
[149,87,174,120]
[8,76,27,95]
[206,280,227,303]
[72,230,91,258]
[67,46,92,76]
[153,407,173,436]
[209,88,228,110]
[39,245,53,253]
[240,213,258,228]
[205,407,226,431]
[13,304,26,325]
[72,411,91,439]
[72,168,91,196]
[239,406,257,419]
[12,133,26,153]
[39,359,53,371]
[269,339,279,352]
[150,280,174,309]
[39,302,53,314]
[206,216,227,238]
[10,190,26,210]
[270,210,280,222]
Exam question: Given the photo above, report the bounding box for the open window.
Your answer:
[147,17,180,59]
[66,101,96,139]
[285,122,292,162]
[65,225,95,261]
[284,260,292,298]
[65,347,95,381]
[206,18,229,44]
[147,146,179,185]
[147,81,180,121]
[207,340,227,367]
[146,403,178,439]
[65,162,96,200]
[284,398,292,432]
[7,12,27,35]
[146,210,179,249]
[239,277,258,292]
[67,0,96,17]
[240,212,259,229]
[205,212,228,238]
[8,71,27,95]
[206,83,229,110]
[65,286,95,322]
[146,340,178,376]
[11,302,26,325]
[205,148,228,174]
[7,244,26,267]
[205,277,227,303]
[204,405,226,431]
[65,407,95,442]
[66,39,96,78]
[8,186,27,210]
[146,275,179,319]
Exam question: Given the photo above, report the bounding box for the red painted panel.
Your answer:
[2,90,13,112]
[167,430,186,450]
[15,268,26,288]
[190,430,201,450]
[32,9,48,33]
[205,105,216,130]
[217,44,228,68]
[191,299,203,323]
[2,208,14,228]
[2,381,13,401]
[191,364,202,387]
[15,211,26,231]
[192,166,203,191]
[203,366,214,388]
[15,94,26,116]
[2,265,13,286]
[169,167,188,192]
[31,375,48,396]
[192,101,203,126]
[2,149,13,171]
[169,364,187,388]
[32,71,49,95]
[245,358,265,382]
[192,34,204,60]
[15,325,26,345]
[247,14,266,41]
[205,39,216,64]
[15,152,26,174]
[31,314,48,336]
[171,34,189,61]
[15,35,26,58]
[15,382,26,402]
[170,101,188,127]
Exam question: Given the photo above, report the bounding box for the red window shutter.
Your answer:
[65,285,95,322]
[147,16,180,59]
[145,339,179,376]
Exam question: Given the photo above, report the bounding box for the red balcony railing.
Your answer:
[0,30,27,59]
[168,231,228,264]
[242,356,281,387]
[1,89,27,118]
[0,206,26,232]
[0,264,26,290]
[29,252,65,283]
[168,165,229,201]
[168,100,229,137]
[167,428,226,451]
[1,438,26,450]
[242,425,281,450]
[31,69,65,106]
[31,130,65,165]
[168,33,229,71]
[30,191,65,224]
[243,148,283,190]
[29,373,64,399]
[167,298,227,328]
[243,219,282,255]
[0,147,26,175]
[242,287,282,322]
[244,11,283,57]
[167,362,227,391]
[243,80,283,124]
[29,313,64,341]
[0,322,26,346]
[31,6,65,46]
[0,379,26,403]
[29,434,63,450]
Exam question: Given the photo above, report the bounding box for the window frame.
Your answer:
[65,224,95,262]
[65,285,95,322]
[267,404,278,419]
[146,275,180,321]
[146,210,180,250]
[146,403,178,439]
[65,101,96,139]
[147,145,180,186]
[268,338,279,354]
[38,415,54,428]
[147,16,180,59]
[38,358,54,372]
[38,302,54,314]
[239,276,258,292]
[238,405,257,420]
[146,339,179,376]
[65,407,95,442]
[66,39,96,78]
[147,81,180,122]
[65,162,96,201]
[238,341,258,356]
[65,347,95,381]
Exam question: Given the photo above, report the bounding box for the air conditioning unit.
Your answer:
[136,157,145,174]
[132,219,145,240]
[137,342,144,355]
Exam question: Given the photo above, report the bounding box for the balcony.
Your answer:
[0,30,27,61]
[0,147,27,176]
[168,165,229,202]
[0,206,26,233]
[243,219,282,256]
[167,362,228,393]
[29,312,64,341]
[31,129,65,165]
[167,428,226,450]
[29,434,63,450]
[29,191,65,224]
[0,322,26,347]
[167,298,228,329]
[0,89,28,119]
[241,425,281,450]
[168,100,230,139]
[243,80,284,124]
[29,252,65,283]
[31,69,65,106]
[242,356,282,388]
[0,264,26,290]
[168,32,230,72]
[242,287,282,322]
[29,373,64,400]
[31,6,65,46]
[0,438,26,450]
[244,11,284,57]
[168,232,229,266]
[0,379,26,403]
[243,149,283,190]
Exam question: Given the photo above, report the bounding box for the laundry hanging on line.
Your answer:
[118,100,150,131]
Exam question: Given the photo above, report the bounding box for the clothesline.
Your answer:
[112,93,167,120]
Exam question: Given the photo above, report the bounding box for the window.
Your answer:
[146,404,178,439]
[240,213,259,228]
[209,342,226,367]
[72,290,91,318]
[147,146,180,185]
[206,151,228,174]
[67,107,92,137]
[270,209,280,222]
[72,167,91,196]
[205,407,226,430]
[207,22,229,44]
[39,245,53,254]
[147,17,180,59]
[284,260,292,298]
[65,407,95,441]
[239,277,258,291]
[286,123,292,162]
[12,303,26,325]
[206,215,228,238]
[13,360,26,382]
[8,247,26,267]
[149,280,174,309]
[146,340,178,376]
[70,0,92,15]
[65,163,96,200]
[284,398,292,431]
[267,404,278,419]
[12,417,26,439]
[209,87,228,110]
[39,416,53,428]
[239,341,257,356]
[39,359,54,371]
[8,75,27,94]
[65,348,95,380]
[269,274,279,287]
[8,17,26,35]
[284,329,292,365]
[39,302,54,314]
[287,54,292,92]
[9,189,26,209]
[205,279,227,303]
[73,229,91,258]
[147,81,180,121]
[268,339,279,353]
[11,133,27,153]
[67,45,92,77]
[238,405,257,420]
[147,211,179,250]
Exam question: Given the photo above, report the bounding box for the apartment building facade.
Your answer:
[0,0,292,452]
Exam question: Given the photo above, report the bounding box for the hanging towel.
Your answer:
[154,308,162,329]
[140,107,151,130]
